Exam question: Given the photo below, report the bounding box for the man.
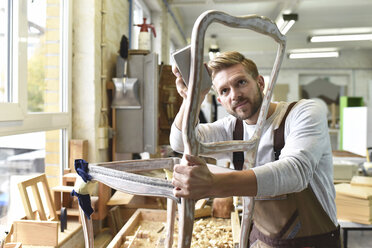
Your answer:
[170,51,340,247]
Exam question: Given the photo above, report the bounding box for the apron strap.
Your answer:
[273,102,297,160]
[233,101,298,170]
[233,118,244,170]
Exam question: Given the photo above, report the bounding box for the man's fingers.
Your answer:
[184,154,206,166]
[172,64,181,78]
[175,76,187,99]
[173,187,187,198]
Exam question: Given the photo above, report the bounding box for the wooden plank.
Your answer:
[107,191,162,209]
[4,224,14,244]
[4,243,22,248]
[52,185,74,193]
[335,183,372,199]
[30,184,47,220]
[129,49,150,55]
[17,183,34,220]
[69,139,88,173]
[56,208,80,216]
[107,191,136,206]
[351,176,372,187]
[195,199,207,210]
[40,174,57,220]
[126,225,142,248]
[109,206,124,234]
[62,173,78,186]
[107,209,142,248]
[19,174,45,187]
[13,220,58,246]
[92,183,110,220]
[93,229,113,248]
[194,205,212,219]
[140,209,167,222]
[57,220,83,247]
[231,211,241,248]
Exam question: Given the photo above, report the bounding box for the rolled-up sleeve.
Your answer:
[169,123,184,153]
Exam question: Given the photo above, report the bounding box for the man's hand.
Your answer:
[172,64,188,99]
[172,63,211,101]
[172,154,215,200]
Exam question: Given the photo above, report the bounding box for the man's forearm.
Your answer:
[174,100,186,130]
[210,170,258,197]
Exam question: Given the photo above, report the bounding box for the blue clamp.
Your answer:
[71,159,94,219]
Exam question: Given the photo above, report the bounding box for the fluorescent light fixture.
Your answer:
[310,33,372,42]
[279,14,298,35]
[288,51,339,59]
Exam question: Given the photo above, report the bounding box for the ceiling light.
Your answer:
[288,51,339,59]
[310,33,372,42]
[279,14,298,35]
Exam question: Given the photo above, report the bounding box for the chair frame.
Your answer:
[78,10,286,248]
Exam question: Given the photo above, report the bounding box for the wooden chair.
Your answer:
[78,10,285,248]
[17,173,57,221]
[5,174,83,247]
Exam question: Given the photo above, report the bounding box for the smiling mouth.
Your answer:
[233,100,248,110]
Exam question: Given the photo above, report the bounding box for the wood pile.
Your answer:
[173,217,233,247]
[335,176,372,224]
[107,208,239,248]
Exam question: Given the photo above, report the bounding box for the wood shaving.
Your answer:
[120,217,233,248]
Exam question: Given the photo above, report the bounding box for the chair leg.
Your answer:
[177,198,195,248]
[240,197,255,248]
[165,198,177,248]
[79,206,94,248]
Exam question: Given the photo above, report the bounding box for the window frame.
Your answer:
[0,0,72,175]
[0,0,72,136]
[0,0,26,121]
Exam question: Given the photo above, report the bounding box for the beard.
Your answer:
[228,85,263,121]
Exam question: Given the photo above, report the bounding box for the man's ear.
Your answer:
[257,75,265,91]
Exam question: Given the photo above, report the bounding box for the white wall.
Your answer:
[72,0,130,163]
[256,49,372,103]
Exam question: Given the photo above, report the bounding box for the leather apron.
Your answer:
[233,102,341,248]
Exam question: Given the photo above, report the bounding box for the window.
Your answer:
[0,1,10,103]
[0,0,71,120]
[0,0,71,232]
[0,130,66,233]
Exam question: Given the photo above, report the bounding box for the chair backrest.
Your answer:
[183,10,286,169]
[17,173,57,221]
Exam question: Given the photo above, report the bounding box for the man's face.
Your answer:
[213,64,264,123]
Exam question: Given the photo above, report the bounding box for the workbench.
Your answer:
[339,220,372,248]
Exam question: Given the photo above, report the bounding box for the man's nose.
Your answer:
[231,87,242,101]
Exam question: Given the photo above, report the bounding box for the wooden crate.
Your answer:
[107,191,166,224]
[107,208,240,248]
[107,209,167,248]
[4,219,84,248]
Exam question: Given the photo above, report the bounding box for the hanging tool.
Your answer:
[112,35,141,109]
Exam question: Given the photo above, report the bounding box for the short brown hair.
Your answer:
[207,51,259,80]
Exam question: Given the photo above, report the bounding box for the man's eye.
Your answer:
[220,88,228,95]
[238,80,247,85]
